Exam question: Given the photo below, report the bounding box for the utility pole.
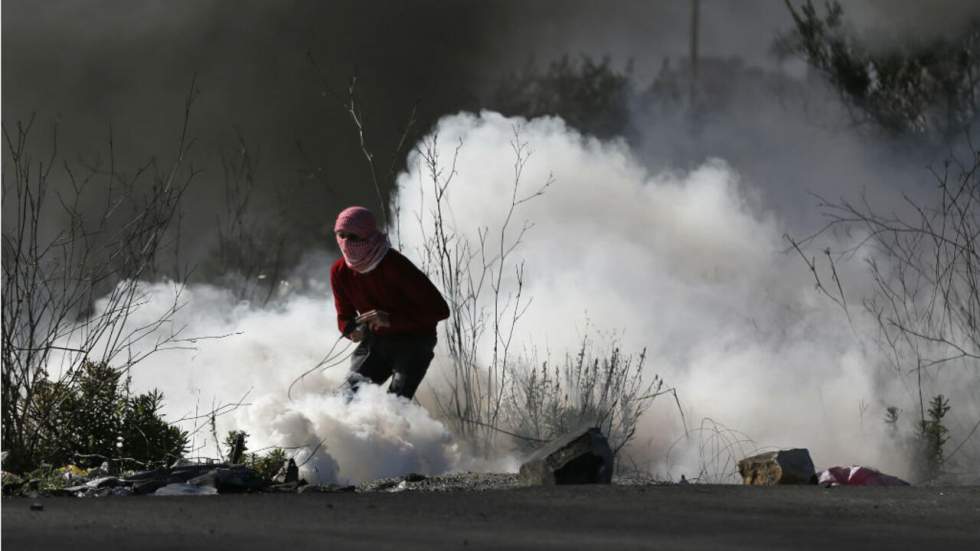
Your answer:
[689,0,700,106]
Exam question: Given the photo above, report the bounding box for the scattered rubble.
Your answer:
[518,426,614,485]
[8,441,921,497]
[356,472,521,492]
[737,449,816,485]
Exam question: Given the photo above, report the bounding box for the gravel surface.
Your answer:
[357,472,522,493]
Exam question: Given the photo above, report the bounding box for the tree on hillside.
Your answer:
[776,0,980,140]
[490,55,633,139]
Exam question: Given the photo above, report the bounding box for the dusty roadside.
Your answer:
[3,484,979,550]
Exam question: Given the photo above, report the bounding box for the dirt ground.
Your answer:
[3,484,979,550]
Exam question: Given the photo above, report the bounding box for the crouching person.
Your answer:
[330,206,449,399]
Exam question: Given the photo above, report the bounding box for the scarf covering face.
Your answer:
[334,206,390,273]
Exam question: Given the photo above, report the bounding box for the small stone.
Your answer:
[188,466,267,493]
[737,449,816,485]
[519,425,614,485]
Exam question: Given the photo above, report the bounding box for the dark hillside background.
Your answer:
[5,0,980,273]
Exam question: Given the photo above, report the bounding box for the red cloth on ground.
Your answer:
[330,249,450,337]
[817,466,910,486]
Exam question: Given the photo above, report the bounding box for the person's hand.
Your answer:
[356,310,391,332]
[348,327,365,342]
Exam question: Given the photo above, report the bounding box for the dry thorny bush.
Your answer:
[2,81,200,473]
[504,332,670,457]
[788,144,980,477]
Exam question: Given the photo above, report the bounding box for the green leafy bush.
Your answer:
[10,360,188,472]
[777,0,980,139]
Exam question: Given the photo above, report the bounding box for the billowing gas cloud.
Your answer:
[62,109,977,483]
[392,111,978,481]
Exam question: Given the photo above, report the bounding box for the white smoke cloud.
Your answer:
[72,109,975,484]
[393,111,977,481]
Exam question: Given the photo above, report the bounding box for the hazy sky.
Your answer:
[4,0,980,255]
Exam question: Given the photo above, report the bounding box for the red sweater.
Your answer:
[330,249,450,337]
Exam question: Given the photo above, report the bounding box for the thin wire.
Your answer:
[459,416,549,443]
[287,334,353,401]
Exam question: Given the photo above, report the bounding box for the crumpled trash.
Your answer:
[57,465,90,481]
[85,476,121,489]
[153,483,219,496]
[817,466,910,487]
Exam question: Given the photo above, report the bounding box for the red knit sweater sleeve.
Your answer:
[330,260,357,334]
[386,253,450,334]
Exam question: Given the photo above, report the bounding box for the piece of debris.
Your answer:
[285,459,299,484]
[125,468,169,481]
[30,502,43,511]
[60,484,90,495]
[169,463,224,484]
[188,466,268,493]
[2,471,26,496]
[738,449,816,485]
[85,476,122,489]
[817,466,910,487]
[130,479,168,495]
[518,426,614,485]
[266,481,302,493]
[153,483,219,496]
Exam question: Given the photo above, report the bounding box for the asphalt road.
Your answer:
[4,484,979,550]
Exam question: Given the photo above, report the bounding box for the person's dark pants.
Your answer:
[343,332,437,399]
